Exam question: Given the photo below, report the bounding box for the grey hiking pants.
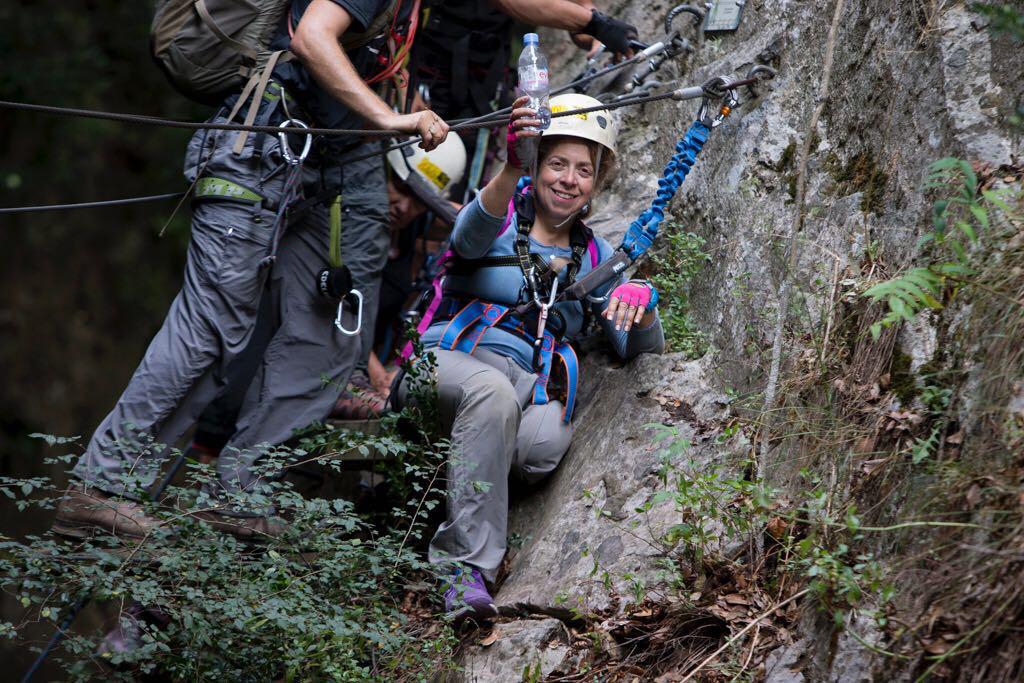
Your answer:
[73,107,386,510]
[397,347,574,582]
[322,149,390,370]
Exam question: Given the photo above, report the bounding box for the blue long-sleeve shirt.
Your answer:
[420,197,664,371]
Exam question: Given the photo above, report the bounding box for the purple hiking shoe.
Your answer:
[444,568,498,621]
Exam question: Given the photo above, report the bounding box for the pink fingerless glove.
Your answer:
[507,127,526,170]
[610,280,658,311]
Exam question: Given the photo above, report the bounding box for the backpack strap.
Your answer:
[231,48,288,154]
[194,0,259,60]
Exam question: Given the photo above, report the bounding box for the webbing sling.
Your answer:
[329,194,343,269]
[325,193,362,336]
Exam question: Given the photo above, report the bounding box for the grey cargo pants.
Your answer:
[397,347,574,582]
[322,145,390,369]
[73,111,386,509]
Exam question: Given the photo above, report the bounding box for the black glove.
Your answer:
[579,10,638,56]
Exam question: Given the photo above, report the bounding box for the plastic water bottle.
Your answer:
[518,33,551,130]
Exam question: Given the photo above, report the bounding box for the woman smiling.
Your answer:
[395,93,665,620]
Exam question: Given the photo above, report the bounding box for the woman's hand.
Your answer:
[604,280,658,332]
[506,95,542,171]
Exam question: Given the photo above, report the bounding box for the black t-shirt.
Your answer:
[270,0,392,147]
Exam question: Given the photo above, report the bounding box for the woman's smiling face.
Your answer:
[533,139,596,226]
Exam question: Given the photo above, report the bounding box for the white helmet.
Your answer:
[542,93,618,164]
[387,133,468,203]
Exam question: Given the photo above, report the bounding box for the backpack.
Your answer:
[151,0,401,105]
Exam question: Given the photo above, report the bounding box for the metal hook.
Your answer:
[746,64,777,81]
[664,4,706,36]
[334,289,363,336]
[278,119,312,166]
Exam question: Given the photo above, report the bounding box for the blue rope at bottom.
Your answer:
[622,120,710,259]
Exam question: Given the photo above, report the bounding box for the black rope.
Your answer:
[0,83,676,139]
[0,192,185,215]
[0,90,685,215]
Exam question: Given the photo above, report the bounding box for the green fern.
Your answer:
[863,268,941,339]
[862,157,1016,339]
[910,424,942,465]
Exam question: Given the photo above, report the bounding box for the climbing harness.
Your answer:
[431,297,582,422]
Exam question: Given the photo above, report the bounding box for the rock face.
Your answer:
[501,352,730,613]
[460,0,1020,679]
[450,619,571,682]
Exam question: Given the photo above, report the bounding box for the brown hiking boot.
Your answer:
[52,481,162,541]
[191,509,288,542]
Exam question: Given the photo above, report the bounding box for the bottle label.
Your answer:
[519,66,549,90]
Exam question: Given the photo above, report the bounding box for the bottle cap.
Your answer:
[523,33,539,45]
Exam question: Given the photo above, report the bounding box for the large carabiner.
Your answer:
[278,119,312,166]
[335,289,363,337]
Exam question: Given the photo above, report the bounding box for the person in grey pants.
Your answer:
[397,93,665,619]
[53,0,451,540]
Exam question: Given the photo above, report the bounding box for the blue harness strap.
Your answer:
[438,298,580,422]
[453,303,508,354]
[555,342,579,422]
[532,331,557,407]
[438,300,490,350]
[621,120,710,260]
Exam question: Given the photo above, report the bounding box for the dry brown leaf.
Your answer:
[724,593,752,606]
[479,627,500,647]
[767,516,789,539]
[854,435,877,454]
[632,607,654,618]
[947,429,964,445]
[965,484,981,508]
[924,639,951,655]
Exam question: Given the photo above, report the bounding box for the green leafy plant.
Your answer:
[863,158,1018,339]
[648,225,711,358]
[0,354,458,681]
[973,3,1024,41]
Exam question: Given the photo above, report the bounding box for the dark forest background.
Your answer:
[2,3,210,669]
[1,0,208,495]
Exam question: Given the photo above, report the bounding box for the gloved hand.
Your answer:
[605,280,659,332]
[578,10,638,57]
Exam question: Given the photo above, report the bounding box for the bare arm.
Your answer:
[291,0,449,147]
[487,0,591,30]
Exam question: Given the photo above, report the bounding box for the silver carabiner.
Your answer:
[536,277,560,340]
[334,289,363,337]
[278,119,312,166]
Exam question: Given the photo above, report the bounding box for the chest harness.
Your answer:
[402,178,597,422]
